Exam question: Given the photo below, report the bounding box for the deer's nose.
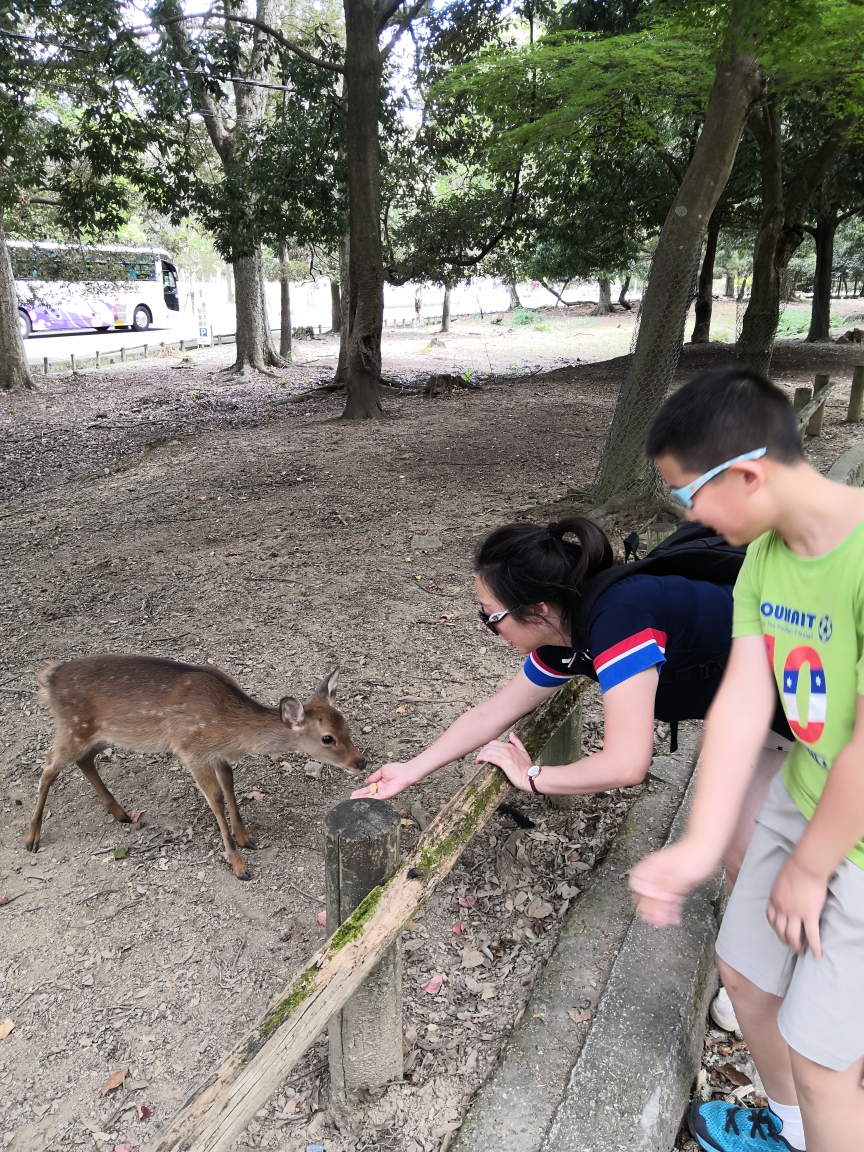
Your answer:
[356,757,367,773]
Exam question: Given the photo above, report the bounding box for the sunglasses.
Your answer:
[478,606,517,634]
[669,447,767,509]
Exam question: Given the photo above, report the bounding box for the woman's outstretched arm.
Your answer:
[351,670,558,800]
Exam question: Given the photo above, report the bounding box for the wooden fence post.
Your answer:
[325,800,402,1119]
[793,386,812,413]
[848,365,864,423]
[807,373,830,436]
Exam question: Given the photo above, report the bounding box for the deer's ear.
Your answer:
[280,697,305,728]
[316,667,339,703]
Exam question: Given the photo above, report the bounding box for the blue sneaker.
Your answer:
[688,1100,794,1150]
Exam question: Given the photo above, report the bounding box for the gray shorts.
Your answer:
[716,771,864,1072]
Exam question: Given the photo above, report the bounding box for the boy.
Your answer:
[629,366,864,1152]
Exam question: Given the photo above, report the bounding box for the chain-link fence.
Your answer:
[593,242,702,506]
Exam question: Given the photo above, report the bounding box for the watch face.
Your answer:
[528,765,539,777]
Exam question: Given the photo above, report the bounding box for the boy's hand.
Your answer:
[629,839,719,927]
[351,762,419,801]
[767,857,828,959]
[475,733,532,790]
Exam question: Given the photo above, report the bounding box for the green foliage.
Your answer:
[512,307,537,324]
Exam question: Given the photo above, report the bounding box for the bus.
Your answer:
[10,241,180,339]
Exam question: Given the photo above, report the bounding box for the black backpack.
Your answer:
[579,523,748,751]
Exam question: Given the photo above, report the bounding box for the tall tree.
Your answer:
[803,145,864,342]
[737,95,859,372]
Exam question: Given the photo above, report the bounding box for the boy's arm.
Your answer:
[767,695,864,958]
[629,634,776,925]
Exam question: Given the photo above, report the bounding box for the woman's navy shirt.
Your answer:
[523,573,734,723]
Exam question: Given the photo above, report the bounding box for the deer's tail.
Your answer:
[36,661,62,708]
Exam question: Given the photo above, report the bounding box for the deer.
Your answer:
[27,654,366,880]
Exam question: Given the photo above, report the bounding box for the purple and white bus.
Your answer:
[11,241,180,339]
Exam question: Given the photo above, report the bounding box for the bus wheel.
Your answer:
[132,306,151,332]
[18,311,32,340]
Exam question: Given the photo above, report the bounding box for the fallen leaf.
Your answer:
[244,790,264,801]
[125,809,140,823]
[317,910,327,927]
[481,984,497,1001]
[225,551,237,556]
[395,704,408,714]
[531,903,554,920]
[451,922,468,935]
[461,948,485,969]
[567,1009,592,1025]
[136,1104,152,1121]
[421,975,443,995]
[458,895,477,909]
[81,974,94,987]
[134,988,150,999]
[113,845,129,860]
[0,1019,14,1040]
[464,976,484,994]
[115,1144,133,1151]
[717,1063,752,1088]
[101,1067,129,1095]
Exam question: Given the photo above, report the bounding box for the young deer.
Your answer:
[28,654,366,880]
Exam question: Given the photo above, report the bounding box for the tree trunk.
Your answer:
[618,275,632,309]
[736,101,783,375]
[507,280,521,310]
[725,272,735,296]
[0,212,35,393]
[340,0,384,420]
[413,286,423,327]
[591,277,612,316]
[334,233,350,385]
[806,219,836,342]
[738,107,857,373]
[690,210,721,342]
[594,46,763,506]
[331,278,342,333]
[441,282,452,332]
[231,247,288,375]
[226,265,235,303]
[279,243,292,359]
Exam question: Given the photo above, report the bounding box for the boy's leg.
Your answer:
[718,958,797,1104]
[789,1050,864,1152]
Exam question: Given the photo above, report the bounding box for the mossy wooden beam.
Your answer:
[143,679,586,1152]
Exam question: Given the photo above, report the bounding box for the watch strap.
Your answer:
[527,764,541,794]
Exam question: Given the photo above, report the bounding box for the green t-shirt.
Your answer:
[733,521,864,869]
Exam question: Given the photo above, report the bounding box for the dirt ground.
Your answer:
[2,315,864,1152]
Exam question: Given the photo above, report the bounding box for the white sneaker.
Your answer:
[710,985,738,1032]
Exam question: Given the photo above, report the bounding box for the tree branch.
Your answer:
[537,278,579,306]
[156,12,344,73]
[786,112,859,228]
[379,0,425,62]
[375,0,407,34]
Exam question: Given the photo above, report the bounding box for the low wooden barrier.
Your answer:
[143,679,586,1152]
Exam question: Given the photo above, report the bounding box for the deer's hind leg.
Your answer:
[76,749,131,826]
[26,740,80,851]
[213,760,255,850]
[184,757,251,880]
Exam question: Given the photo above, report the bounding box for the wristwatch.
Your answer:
[526,764,542,794]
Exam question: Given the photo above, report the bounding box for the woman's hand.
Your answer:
[475,733,532,790]
[629,839,719,927]
[351,762,424,801]
[767,857,828,959]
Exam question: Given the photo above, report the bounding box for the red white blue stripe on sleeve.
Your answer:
[523,651,575,688]
[592,628,668,692]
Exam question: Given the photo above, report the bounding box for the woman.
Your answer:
[354,516,792,1028]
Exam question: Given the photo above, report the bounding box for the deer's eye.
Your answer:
[321,735,334,744]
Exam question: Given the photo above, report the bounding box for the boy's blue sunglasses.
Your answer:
[669,447,767,509]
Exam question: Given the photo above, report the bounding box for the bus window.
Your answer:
[123,258,157,281]
[162,261,180,311]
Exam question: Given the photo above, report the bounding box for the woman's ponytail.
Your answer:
[474,515,613,635]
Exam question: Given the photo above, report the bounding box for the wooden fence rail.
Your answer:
[143,679,585,1152]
